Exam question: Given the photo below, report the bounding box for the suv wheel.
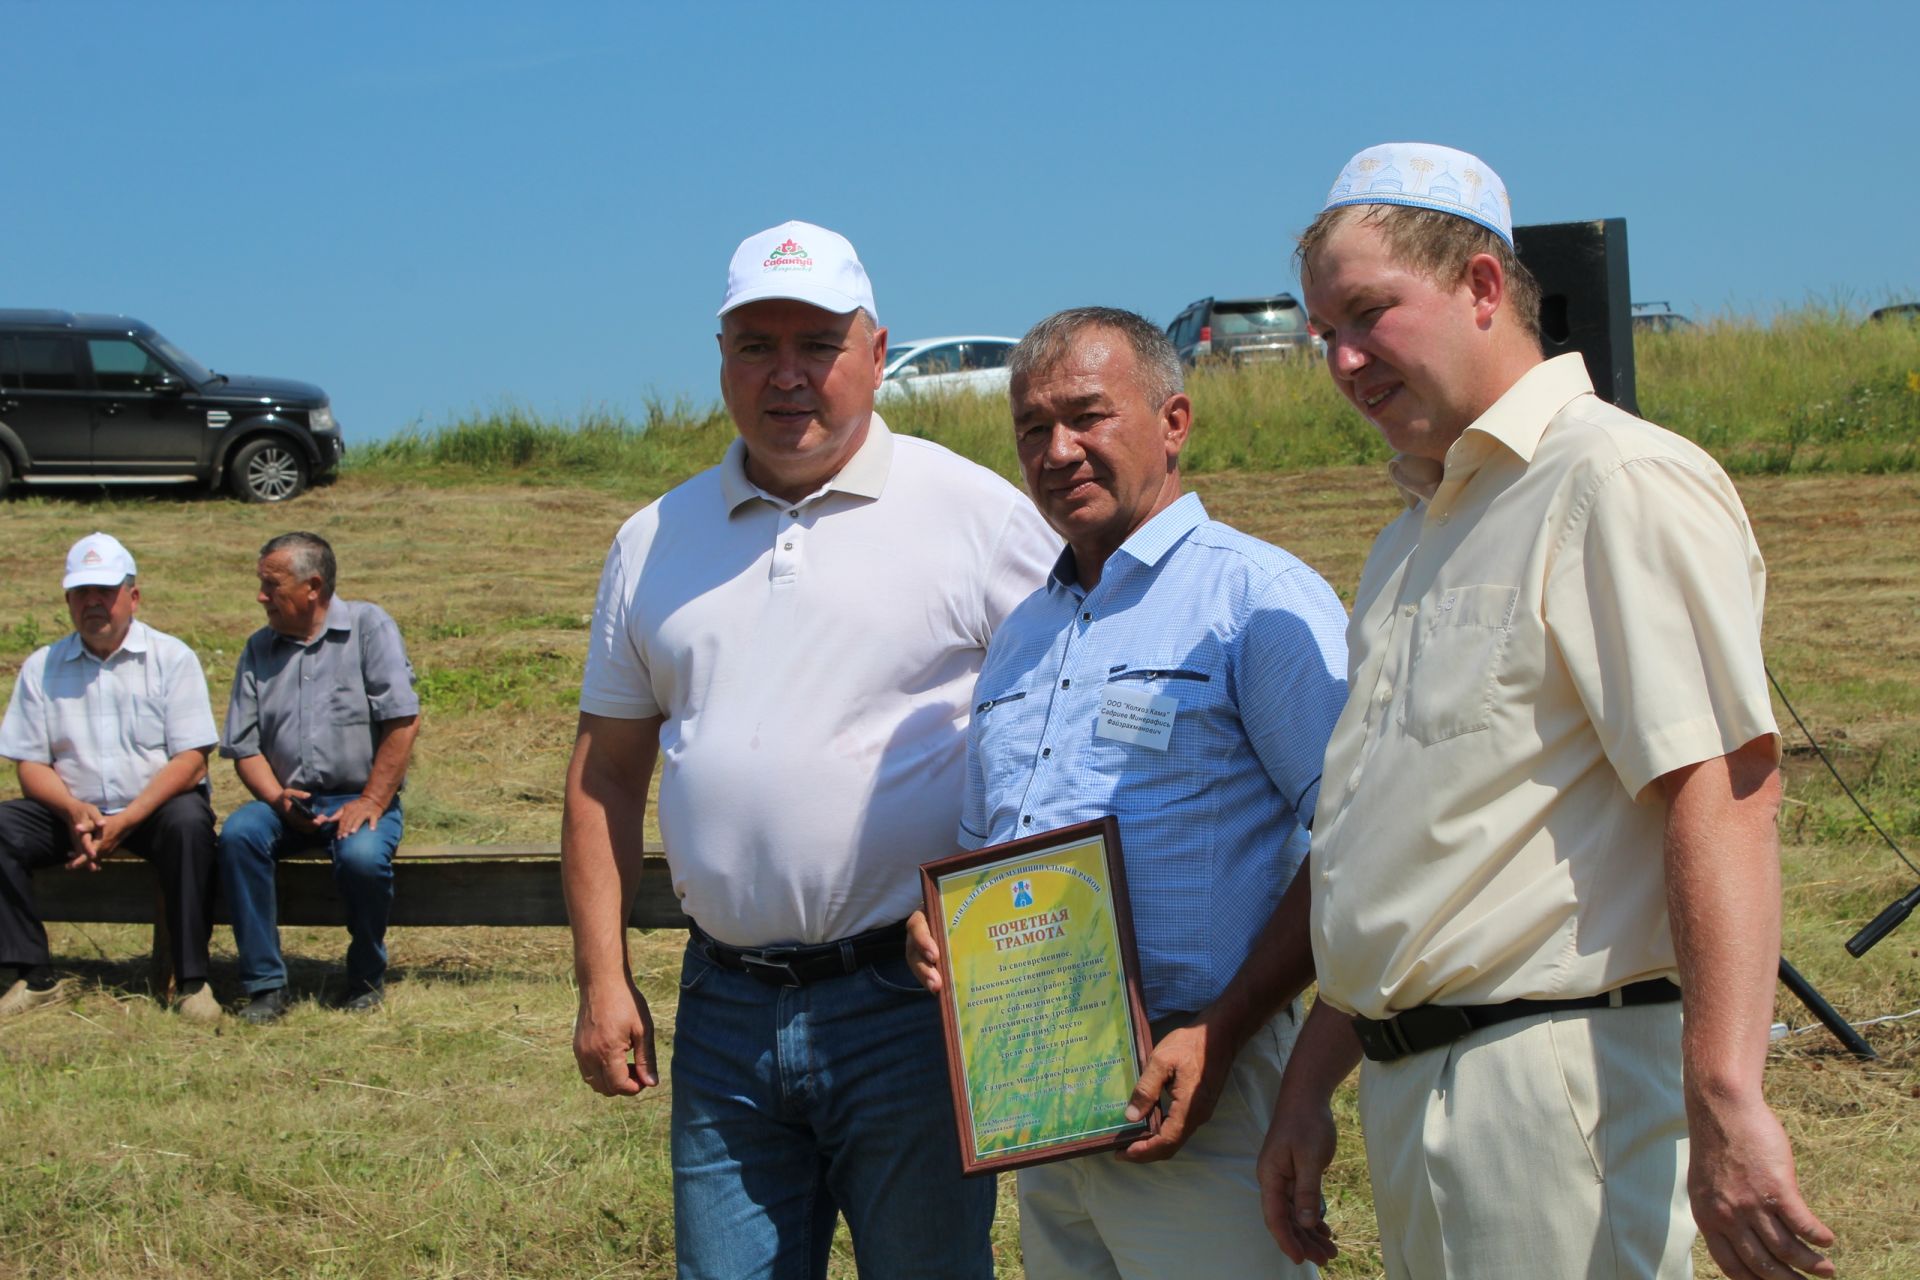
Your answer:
[0,450,11,499]
[229,438,308,503]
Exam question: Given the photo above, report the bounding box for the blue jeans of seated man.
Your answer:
[217,794,403,995]
[671,942,996,1280]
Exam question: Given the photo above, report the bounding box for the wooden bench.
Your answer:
[33,842,688,991]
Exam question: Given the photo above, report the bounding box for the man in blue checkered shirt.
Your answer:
[908,307,1349,1276]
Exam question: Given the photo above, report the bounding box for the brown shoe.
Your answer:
[175,980,223,1025]
[0,976,67,1018]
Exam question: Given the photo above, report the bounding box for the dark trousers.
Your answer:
[0,792,218,982]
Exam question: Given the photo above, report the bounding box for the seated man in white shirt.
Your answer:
[0,532,221,1022]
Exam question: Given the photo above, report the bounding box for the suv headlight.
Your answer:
[310,405,336,433]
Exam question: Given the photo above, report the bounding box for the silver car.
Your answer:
[876,335,1019,402]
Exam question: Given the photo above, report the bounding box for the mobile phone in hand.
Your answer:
[286,795,316,823]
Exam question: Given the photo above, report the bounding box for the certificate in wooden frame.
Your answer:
[920,816,1155,1176]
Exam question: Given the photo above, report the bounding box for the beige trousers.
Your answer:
[1017,1003,1315,1279]
[1358,1001,1694,1279]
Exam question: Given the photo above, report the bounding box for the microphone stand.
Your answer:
[1777,957,1876,1060]
[1787,880,1920,1062]
[1847,883,1920,959]
[1763,664,1904,1061]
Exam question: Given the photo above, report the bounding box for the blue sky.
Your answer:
[6,2,1914,442]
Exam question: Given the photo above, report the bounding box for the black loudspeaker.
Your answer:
[1512,218,1636,414]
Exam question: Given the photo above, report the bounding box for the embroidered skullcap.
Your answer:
[1322,142,1513,246]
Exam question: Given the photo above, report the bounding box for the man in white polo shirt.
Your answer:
[563,220,1057,1279]
[0,532,221,1022]
[1256,144,1834,1280]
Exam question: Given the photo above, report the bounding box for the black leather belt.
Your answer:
[1352,978,1681,1063]
[689,919,909,988]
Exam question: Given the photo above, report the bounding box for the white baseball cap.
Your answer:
[63,532,137,590]
[1322,142,1514,246]
[718,220,878,325]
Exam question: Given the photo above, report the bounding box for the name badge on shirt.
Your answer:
[1095,685,1178,751]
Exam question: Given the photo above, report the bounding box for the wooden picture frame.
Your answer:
[920,816,1156,1176]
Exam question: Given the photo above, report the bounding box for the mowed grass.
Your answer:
[1,455,1917,1274]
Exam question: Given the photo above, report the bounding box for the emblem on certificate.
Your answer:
[920,816,1155,1175]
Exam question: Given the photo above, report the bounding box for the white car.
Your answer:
[875,335,1019,402]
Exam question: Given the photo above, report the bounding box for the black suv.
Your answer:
[1166,294,1318,367]
[0,310,343,502]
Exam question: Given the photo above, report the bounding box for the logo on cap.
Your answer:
[83,549,103,565]
[763,238,813,270]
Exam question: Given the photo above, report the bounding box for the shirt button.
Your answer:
[1434,512,1451,526]
[783,542,793,550]
[1061,679,1070,689]
[788,509,799,517]
[1401,604,1417,618]
[1022,815,1033,826]
[1081,612,1091,622]
[1348,768,1363,789]
[1041,747,1051,758]
[1375,685,1392,705]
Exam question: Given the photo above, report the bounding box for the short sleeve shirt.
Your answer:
[220,598,420,794]
[1311,355,1777,1020]
[963,494,1349,1019]
[581,416,1060,947]
[0,620,218,813]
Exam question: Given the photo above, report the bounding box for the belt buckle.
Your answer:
[1352,1017,1396,1062]
[740,950,803,987]
[1355,1005,1477,1062]
[1396,1004,1475,1054]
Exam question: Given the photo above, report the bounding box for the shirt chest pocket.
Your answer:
[329,680,371,726]
[131,697,170,753]
[973,683,1039,801]
[1401,584,1518,745]
[1091,661,1224,756]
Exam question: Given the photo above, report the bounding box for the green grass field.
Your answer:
[351,307,1920,489]
[3,323,1918,1276]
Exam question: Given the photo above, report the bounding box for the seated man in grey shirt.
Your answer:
[217,532,421,1023]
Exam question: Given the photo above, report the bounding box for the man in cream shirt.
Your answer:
[562,220,1056,1279]
[1257,144,1835,1280]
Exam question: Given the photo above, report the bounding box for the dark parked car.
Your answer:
[0,310,343,502]
[1867,303,1920,325]
[1166,294,1319,366]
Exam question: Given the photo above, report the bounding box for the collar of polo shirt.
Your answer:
[721,413,896,513]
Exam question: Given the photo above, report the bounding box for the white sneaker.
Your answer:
[175,981,223,1025]
[0,976,66,1018]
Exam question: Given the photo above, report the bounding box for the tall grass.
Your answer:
[897,358,1376,477]
[1637,305,1920,474]
[353,398,736,490]
[345,305,1920,491]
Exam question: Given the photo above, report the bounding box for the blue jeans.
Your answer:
[217,794,403,995]
[671,942,997,1280]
